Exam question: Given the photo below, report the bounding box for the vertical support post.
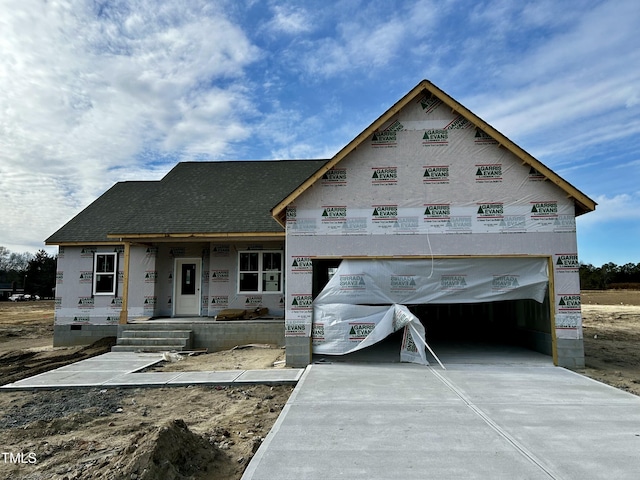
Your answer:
[119,241,131,325]
[547,256,558,366]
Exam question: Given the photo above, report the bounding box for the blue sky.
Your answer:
[1,0,638,266]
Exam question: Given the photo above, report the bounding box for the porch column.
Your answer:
[119,241,131,325]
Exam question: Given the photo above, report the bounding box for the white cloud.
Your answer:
[267,5,313,34]
[576,192,640,229]
[0,0,260,252]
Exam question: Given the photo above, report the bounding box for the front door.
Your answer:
[174,258,201,316]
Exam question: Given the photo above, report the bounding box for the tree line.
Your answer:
[579,262,640,290]
[0,246,57,299]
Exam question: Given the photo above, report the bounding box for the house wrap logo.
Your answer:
[554,215,576,232]
[211,270,229,281]
[340,274,366,290]
[80,247,97,258]
[110,297,123,307]
[558,294,581,311]
[312,323,325,342]
[56,271,63,284]
[143,296,157,306]
[528,167,545,181]
[446,216,472,232]
[422,129,448,146]
[79,271,92,284]
[477,203,504,218]
[54,297,62,308]
[72,316,90,323]
[211,245,229,257]
[77,297,94,308]
[286,207,296,220]
[342,217,368,233]
[424,204,450,220]
[492,275,520,291]
[245,296,262,306]
[322,168,347,186]
[321,206,347,221]
[475,164,502,182]
[285,322,306,337]
[372,205,398,221]
[145,246,158,257]
[291,257,312,273]
[349,322,375,341]
[391,275,417,292]
[423,165,449,184]
[474,128,497,144]
[419,94,442,114]
[291,294,312,310]
[440,275,467,290]
[211,296,228,306]
[501,216,526,231]
[144,271,158,283]
[371,120,403,147]
[445,114,473,129]
[393,217,419,232]
[371,167,397,185]
[531,201,558,217]
[556,254,579,270]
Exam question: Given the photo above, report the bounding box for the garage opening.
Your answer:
[311,258,553,365]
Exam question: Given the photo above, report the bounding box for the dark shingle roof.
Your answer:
[46,160,327,244]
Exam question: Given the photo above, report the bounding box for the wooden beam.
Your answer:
[119,241,130,325]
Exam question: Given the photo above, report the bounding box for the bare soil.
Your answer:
[579,290,640,396]
[0,291,639,478]
[0,302,292,479]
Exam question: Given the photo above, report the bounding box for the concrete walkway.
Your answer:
[0,351,303,389]
[243,358,640,479]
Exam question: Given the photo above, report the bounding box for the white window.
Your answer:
[238,251,282,293]
[93,252,117,295]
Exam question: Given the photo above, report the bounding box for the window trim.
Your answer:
[237,250,283,294]
[93,252,118,296]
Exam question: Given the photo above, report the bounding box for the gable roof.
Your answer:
[46,160,326,244]
[271,79,596,226]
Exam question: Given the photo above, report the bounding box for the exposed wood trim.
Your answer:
[106,232,285,241]
[547,256,558,366]
[119,242,130,325]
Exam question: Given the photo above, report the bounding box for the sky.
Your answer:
[1,0,638,267]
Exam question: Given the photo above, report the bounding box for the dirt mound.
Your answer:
[105,419,220,480]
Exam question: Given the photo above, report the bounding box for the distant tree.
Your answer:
[25,250,57,298]
[0,246,33,290]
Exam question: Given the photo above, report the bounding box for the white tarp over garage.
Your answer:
[312,257,548,364]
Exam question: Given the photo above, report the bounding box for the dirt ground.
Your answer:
[580,290,640,396]
[1,291,639,479]
[0,302,292,480]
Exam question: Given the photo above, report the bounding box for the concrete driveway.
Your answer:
[242,348,640,479]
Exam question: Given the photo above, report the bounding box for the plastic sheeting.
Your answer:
[312,257,548,364]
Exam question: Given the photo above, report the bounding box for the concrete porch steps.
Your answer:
[112,328,193,353]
